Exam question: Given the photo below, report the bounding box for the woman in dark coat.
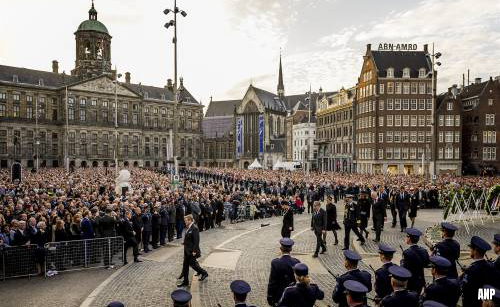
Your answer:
[325,196,340,245]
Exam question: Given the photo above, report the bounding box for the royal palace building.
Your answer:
[0,3,203,169]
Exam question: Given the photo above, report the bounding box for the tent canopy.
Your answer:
[273,160,283,170]
[248,159,262,169]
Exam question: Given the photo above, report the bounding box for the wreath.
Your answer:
[485,184,500,215]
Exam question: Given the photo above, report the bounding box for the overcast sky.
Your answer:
[1,0,500,105]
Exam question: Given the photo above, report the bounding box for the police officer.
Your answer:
[278,263,324,307]
[106,301,124,307]
[401,228,430,294]
[357,191,371,239]
[267,238,301,306]
[281,201,293,238]
[491,234,500,289]
[344,280,370,307]
[374,243,396,303]
[379,265,419,307]
[343,194,365,250]
[332,250,372,307]
[460,236,494,307]
[171,288,192,307]
[421,255,461,307]
[431,222,460,278]
[230,280,257,307]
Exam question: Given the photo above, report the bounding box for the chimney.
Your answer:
[179,77,184,88]
[166,78,173,90]
[125,72,131,84]
[52,60,59,74]
[423,44,428,53]
[475,77,482,84]
[366,44,371,52]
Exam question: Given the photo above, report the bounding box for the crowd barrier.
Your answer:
[0,237,124,280]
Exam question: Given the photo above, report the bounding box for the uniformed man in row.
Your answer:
[230,280,257,307]
[344,280,370,307]
[460,236,493,307]
[431,222,460,278]
[267,238,300,306]
[343,194,365,250]
[171,289,192,307]
[374,243,396,303]
[281,201,294,238]
[379,265,419,307]
[491,234,500,290]
[401,228,430,294]
[332,249,372,307]
[278,263,324,307]
[421,255,461,307]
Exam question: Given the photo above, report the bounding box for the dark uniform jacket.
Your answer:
[460,258,494,307]
[131,214,143,234]
[278,283,324,307]
[343,201,360,226]
[401,244,430,292]
[375,262,394,300]
[372,197,387,222]
[267,254,300,306]
[432,238,460,278]
[379,289,419,307]
[421,276,461,307]
[332,268,372,307]
[396,192,410,212]
[183,223,201,257]
[311,208,327,234]
[98,215,116,238]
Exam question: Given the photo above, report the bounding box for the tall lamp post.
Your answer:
[164,0,187,177]
[429,43,442,182]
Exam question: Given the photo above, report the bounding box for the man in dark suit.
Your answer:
[177,214,208,287]
[267,238,301,306]
[98,207,118,267]
[372,191,387,243]
[13,220,30,246]
[142,207,152,253]
[374,244,396,303]
[81,210,95,239]
[332,250,372,307]
[400,228,430,294]
[281,201,293,238]
[159,204,169,246]
[395,186,410,232]
[311,201,327,257]
[151,204,161,249]
[120,211,142,264]
[131,207,143,251]
[343,195,365,250]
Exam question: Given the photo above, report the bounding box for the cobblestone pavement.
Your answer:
[2,205,498,307]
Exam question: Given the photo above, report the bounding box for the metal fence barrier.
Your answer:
[0,244,39,280]
[44,237,124,275]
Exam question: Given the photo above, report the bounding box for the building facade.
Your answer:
[292,121,317,170]
[460,77,500,175]
[316,87,355,172]
[0,3,203,169]
[354,44,434,175]
[201,99,238,168]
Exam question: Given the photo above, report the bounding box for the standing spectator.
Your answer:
[131,207,143,250]
[159,204,169,246]
[81,210,95,240]
[142,207,152,253]
[151,203,161,249]
[167,202,176,242]
[13,220,30,246]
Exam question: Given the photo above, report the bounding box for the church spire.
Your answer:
[277,49,285,98]
[89,0,98,20]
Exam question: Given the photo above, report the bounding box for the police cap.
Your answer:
[293,263,308,276]
[171,289,192,305]
[344,279,369,294]
[468,235,492,252]
[343,249,362,262]
[405,228,423,237]
[279,238,294,248]
[230,280,251,295]
[378,243,396,255]
[345,194,354,198]
[440,222,458,232]
[429,255,451,269]
[388,265,412,281]
[107,302,124,307]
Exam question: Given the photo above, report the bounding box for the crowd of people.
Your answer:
[1,166,500,306]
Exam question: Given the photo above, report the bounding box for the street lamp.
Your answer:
[164,0,187,177]
[429,43,442,182]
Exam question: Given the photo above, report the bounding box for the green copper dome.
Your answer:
[77,19,109,35]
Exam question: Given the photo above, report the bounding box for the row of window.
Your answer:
[358,81,432,99]
[438,131,461,143]
[317,110,352,126]
[483,147,497,161]
[382,114,434,127]
[358,99,433,115]
[317,125,352,140]
[364,147,431,160]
